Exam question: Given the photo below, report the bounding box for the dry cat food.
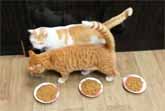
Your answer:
[123,74,147,94]
[34,82,60,103]
[126,77,142,92]
[79,77,103,97]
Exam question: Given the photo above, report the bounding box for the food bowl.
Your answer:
[122,74,147,94]
[33,82,60,104]
[79,77,103,98]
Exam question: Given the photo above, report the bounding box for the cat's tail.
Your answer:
[103,7,133,29]
[82,21,115,51]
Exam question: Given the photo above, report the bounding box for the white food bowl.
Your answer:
[79,77,103,98]
[122,74,147,94]
[33,82,60,104]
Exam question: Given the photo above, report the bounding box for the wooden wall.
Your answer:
[1,0,165,55]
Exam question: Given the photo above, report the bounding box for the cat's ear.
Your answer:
[28,50,36,56]
[28,29,34,33]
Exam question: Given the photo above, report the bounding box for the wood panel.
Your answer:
[0,50,165,111]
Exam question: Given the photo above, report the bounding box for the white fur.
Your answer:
[29,28,47,49]
[66,28,74,45]
[29,23,105,50]
[82,21,105,45]
[90,36,105,44]
[127,7,133,16]
[30,26,75,50]
[58,77,68,84]
[82,21,99,29]
[106,76,114,82]
[82,21,93,27]
[58,78,65,84]
[30,35,46,49]
[81,70,92,76]
[46,28,66,49]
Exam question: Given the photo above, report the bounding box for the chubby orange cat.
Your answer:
[28,21,119,83]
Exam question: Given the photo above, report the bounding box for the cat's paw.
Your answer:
[81,70,91,76]
[58,78,66,84]
[105,76,114,82]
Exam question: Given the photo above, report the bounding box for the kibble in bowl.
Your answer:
[34,82,60,104]
[79,77,103,97]
[122,74,147,94]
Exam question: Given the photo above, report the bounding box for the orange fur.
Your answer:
[28,7,133,50]
[68,25,103,44]
[55,24,103,44]
[28,21,119,83]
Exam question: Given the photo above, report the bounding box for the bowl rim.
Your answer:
[122,74,147,94]
[33,82,60,104]
[79,77,103,98]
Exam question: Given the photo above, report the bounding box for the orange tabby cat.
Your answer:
[28,21,119,83]
[28,7,133,50]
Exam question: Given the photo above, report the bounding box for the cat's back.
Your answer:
[49,44,110,58]
[47,44,114,72]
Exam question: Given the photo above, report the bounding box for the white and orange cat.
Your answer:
[28,7,133,50]
[28,21,119,83]
[28,7,133,76]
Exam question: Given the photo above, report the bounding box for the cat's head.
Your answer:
[28,50,46,76]
[28,27,48,50]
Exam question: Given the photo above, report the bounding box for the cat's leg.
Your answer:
[58,75,69,84]
[81,70,92,76]
[99,66,119,82]
[105,69,119,82]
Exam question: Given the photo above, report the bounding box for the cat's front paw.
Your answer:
[105,76,114,82]
[58,78,66,84]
